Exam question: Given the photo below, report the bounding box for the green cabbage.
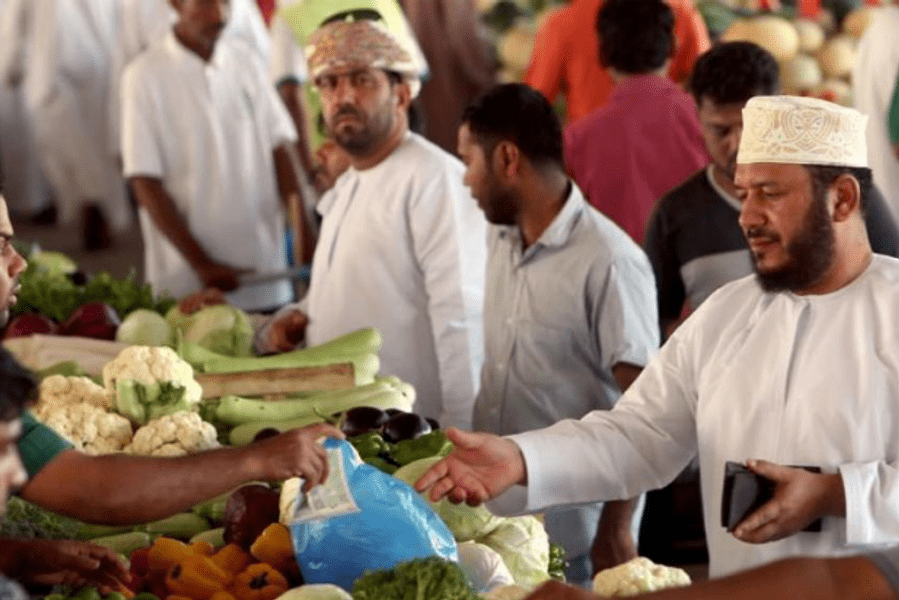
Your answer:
[182,305,254,357]
[116,309,175,347]
[393,457,505,542]
[479,517,550,590]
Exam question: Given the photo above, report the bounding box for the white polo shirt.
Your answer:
[121,32,297,310]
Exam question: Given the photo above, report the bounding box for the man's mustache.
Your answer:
[745,226,780,243]
[334,105,363,120]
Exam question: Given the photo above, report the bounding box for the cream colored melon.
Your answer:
[812,78,853,106]
[780,53,823,93]
[724,16,800,61]
[793,18,825,53]
[842,7,880,39]
[817,35,856,78]
[498,24,536,75]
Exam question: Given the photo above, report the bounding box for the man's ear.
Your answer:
[831,174,861,223]
[494,141,521,179]
[395,80,412,112]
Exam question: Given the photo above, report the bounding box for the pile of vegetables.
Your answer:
[6,249,175,340]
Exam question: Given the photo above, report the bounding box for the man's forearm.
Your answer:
[129,176,213,273]
[19,447,266,525]
[640,556,895,600]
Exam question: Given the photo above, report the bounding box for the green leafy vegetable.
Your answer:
[351,557,479,600]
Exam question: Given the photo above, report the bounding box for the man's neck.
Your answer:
[349,123,408,171]
[711,163,739,198]
[518,172,570,248]
[173,26,216,62]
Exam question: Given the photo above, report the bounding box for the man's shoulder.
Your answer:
[653,168,729,219]
[389,133,465,176]
[123,36,177,82]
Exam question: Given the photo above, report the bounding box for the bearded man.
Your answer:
[416,96,899,578]
[261,19,487,431]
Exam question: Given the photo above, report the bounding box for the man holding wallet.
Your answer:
[417,95,899,578]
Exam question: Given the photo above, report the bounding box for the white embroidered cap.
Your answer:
[737,95,869,168]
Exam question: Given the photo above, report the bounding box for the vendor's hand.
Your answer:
[413,427,526,506]
[196,261,250,292]
[525,580,600,600]
[732,459,845,544]
[15,539,130,593]
[264,309,309,353]
[244,423,344,491]
[178,287,227,314]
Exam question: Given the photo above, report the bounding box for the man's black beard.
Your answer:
[752,192,836,293]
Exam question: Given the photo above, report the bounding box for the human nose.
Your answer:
[332,76,358,104]
[9,249,25,279]
[738,193,764,231]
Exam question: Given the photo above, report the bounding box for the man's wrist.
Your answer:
[821,472,846,518]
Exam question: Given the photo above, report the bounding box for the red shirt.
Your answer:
[525,0,711,125]
[564,74,710,243]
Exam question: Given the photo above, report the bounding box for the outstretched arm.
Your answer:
[525,555,896,600]
[20,424,342,524]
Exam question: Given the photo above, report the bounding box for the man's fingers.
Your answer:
[746,458,788,481]
[302,422,344,440]
[414,458,449,493]
[444,427,476,449]
[733,500,780,539]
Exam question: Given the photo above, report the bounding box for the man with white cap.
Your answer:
[261,18,487,431]
[415,95,899,578]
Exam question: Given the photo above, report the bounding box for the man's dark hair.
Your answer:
[461,83,564,170]
[690,41,780,107]
[806,165,872,212]
[596,0,675,75]
[0,348,35,422]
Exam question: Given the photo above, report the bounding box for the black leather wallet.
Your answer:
[721,461,822,532]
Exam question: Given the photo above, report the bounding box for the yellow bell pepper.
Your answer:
[211,544,252,576]
[149,538,194,573]
[166,554,233,600]
[248,524,295,575]
[230,563,289,600]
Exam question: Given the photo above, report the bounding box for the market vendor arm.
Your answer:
[19,423,341,524]
[129,176,248,291]
[524,555,895,600]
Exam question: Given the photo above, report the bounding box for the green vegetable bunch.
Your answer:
[11,262,175,324]
[548,542,566,582]
[351,557,479,600]
[45,585,140,600]
[349,430,453,475]
[0,497,126,541]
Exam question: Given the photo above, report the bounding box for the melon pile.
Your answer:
[721,5,885,106]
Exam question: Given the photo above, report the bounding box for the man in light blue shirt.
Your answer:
[457,83,659,587]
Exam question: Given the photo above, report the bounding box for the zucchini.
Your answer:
[90,531,151,556]
[204,351,380,386]
[136,512,210,540]
[77,522,134,540]
[216,386,411,426]
[189,527,225,549]
[191,492,229,524]
[228,415,325,446]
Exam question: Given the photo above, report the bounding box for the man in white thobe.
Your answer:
[854,4,899,224]
[259,19,487,431]
[121,0,300,310]
[20,0,129,248]
[416,96,899,579]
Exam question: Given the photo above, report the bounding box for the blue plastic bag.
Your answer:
[286,438,458,590]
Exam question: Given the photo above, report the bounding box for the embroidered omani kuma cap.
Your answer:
[737,95,869,168]
[306,19,421,98]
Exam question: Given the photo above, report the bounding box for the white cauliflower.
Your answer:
[125,411,220,457]
[36,375,113,416]
[34,375,132,455]
[592,557,691,597]
[102,346,203,424]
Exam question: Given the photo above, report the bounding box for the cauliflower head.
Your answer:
[125,411,220,457]
[36,375,113,416]
[592,557,691,597]
[103,346,203,424]
[40,403,133,455]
